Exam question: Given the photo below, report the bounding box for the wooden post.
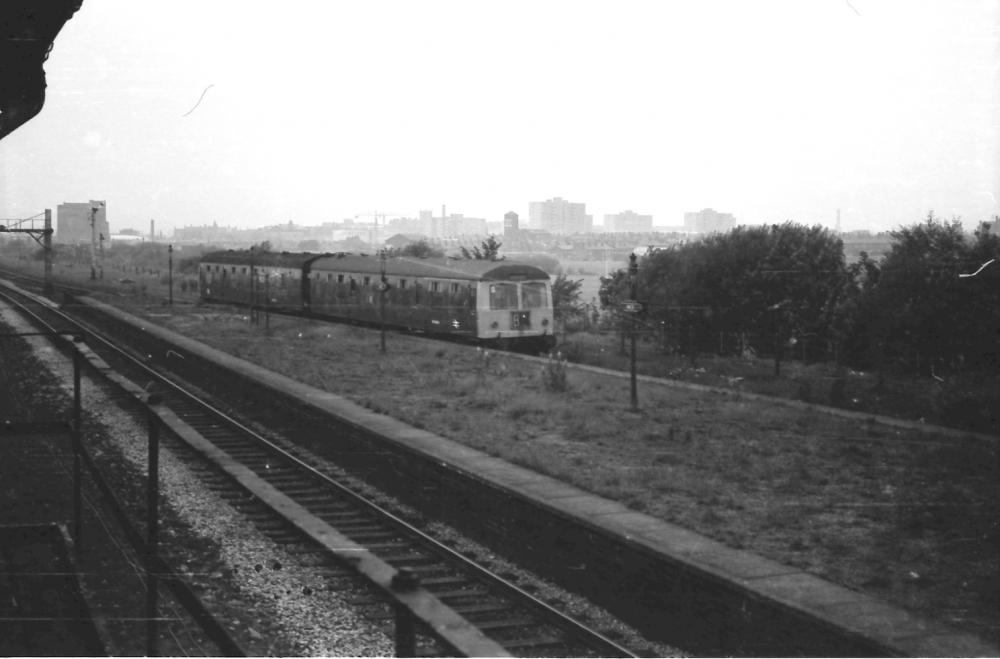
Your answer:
[628,253,638,412]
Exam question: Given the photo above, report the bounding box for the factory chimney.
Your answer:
[150,219,155,242]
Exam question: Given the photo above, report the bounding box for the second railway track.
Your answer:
[0,278,645,657]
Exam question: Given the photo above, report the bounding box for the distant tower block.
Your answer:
[503,211,519,235]
[150,218,155,242]
[836,209,842,233]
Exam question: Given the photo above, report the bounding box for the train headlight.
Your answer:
[490,321,499,329]
[541,318,549,327]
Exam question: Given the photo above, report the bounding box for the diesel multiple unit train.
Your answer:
[199,250,557,351]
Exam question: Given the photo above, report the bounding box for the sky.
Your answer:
[1,0,998,234]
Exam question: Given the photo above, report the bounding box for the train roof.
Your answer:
[200,250,551,281]
[310,253,551,281]
[200,250,325,268]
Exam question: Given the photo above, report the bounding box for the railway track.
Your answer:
[0,277,640,656]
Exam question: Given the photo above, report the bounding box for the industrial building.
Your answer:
[56,200,108,244]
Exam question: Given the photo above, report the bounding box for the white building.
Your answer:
[683,208,736,233]
[56,200,108,244]
[604,210,653,233]
[528,197,592,234]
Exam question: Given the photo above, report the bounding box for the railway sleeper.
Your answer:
[189,428,240,439]
[493,635,571,652]
[446,602,519,616]
[466,616,539,632]
[434,592,497,609]
[274,485,331,497]
[203,437,252,447]
[414,575,480,588]
[381,563,454,578]
[379,552,439,566]
[226,455,275,465]
[304,504,359,517]
[194,428,240,438]
[338,524,393,536]
[300,495,355,506]
[346,531,400,542]
[311,506,368,517]
[261,480,310,493]
[361,540,411,552]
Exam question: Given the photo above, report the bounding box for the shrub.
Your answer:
[541,351,568,392]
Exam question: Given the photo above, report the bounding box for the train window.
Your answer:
[338,274,345,283]
[363,276,371,287]
[522,282,548,308]
[327,274,332,282]
[450,282,460,293]
[489,283,518,310]
[231,266,236,274]
[241,267,247,274]
[399,279,407,289]
[430,281,440,292]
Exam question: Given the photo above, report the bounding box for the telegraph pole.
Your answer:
[89,206,98,280]
[167,244,173,306]
[378,249,389,353]
[627,253,639,411]
[249,246,256,324]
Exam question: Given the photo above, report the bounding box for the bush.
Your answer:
[541,351,568,392]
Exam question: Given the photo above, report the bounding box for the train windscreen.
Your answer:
[521,282,548,309]
[489,283,518,310]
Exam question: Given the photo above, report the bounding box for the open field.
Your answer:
[111,299,998,645]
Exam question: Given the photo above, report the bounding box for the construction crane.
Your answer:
[353,211,407,246]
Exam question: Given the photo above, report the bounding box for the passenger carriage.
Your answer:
[198,251,322,310]
[308,254,554,347]
[199,250,556,350]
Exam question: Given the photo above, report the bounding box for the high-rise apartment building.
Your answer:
[528,197,592,234]
[503,211,520,235]
[57,200,108,244]
[604,210,653,233]
[419,209,487,238]
[683,208,735,233]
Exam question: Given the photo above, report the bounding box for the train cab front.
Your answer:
[478,280,553,351]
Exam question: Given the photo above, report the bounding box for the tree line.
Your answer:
[597,215,1000,378]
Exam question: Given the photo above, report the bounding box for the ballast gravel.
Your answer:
[4,307,393,657]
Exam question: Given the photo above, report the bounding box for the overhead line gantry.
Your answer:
[0,209,54,293]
